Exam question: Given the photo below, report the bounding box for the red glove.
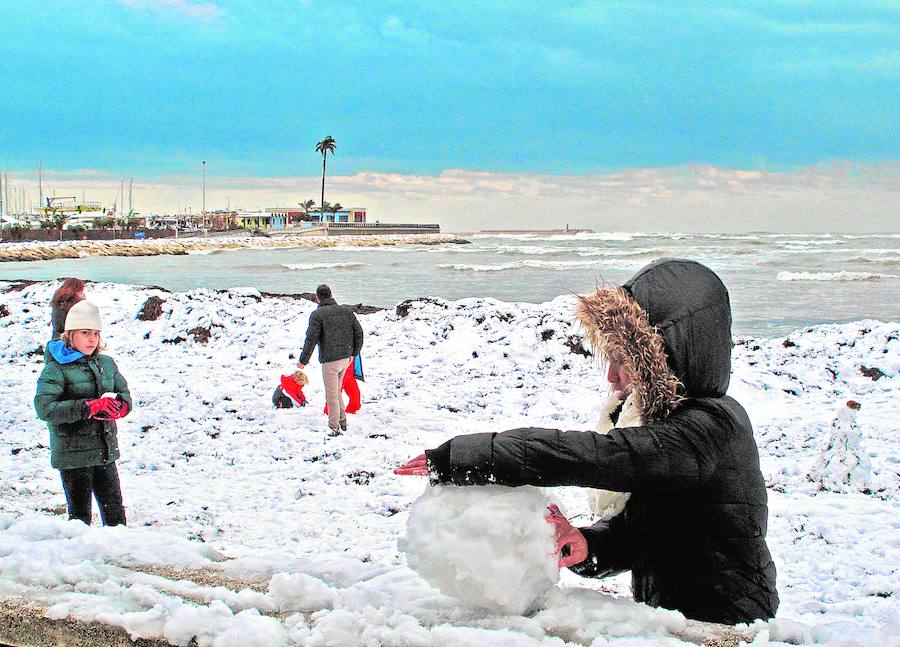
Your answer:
[394,453,428,476]
[85,397,127,420]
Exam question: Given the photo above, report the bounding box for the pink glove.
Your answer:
[545,504,589,568]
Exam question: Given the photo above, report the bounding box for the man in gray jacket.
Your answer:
[297,284,364,434]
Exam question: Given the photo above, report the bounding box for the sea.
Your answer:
[1,232,898,338]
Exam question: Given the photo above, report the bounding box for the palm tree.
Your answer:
[315,136,336,224]
[299,199,316,222]
[320,201,332,222]
[328,202,343,222]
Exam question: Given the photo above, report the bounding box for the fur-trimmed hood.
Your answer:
[577,258,733,421]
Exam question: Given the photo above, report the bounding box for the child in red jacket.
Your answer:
[273,371,308,408]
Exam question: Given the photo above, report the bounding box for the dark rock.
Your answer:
[348,303,382,314]
[395,297,448,318]
[188,326,212,344]
[346,470,375,485]
[0,279,40,293]
[137,296,166,321]
[782,339,797,348]
[860,366,886,381]
[260,291,317,302]
[0,304,9,318]
[541,329,555,341]
[565,335,591,357]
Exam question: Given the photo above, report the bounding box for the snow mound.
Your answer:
[401,484,560,615]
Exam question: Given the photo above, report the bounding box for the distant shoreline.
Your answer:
[0,233,469,263]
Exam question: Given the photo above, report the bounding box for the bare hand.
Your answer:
[296,361,305,369]
[394,453,428,476]
[545,504,589,568]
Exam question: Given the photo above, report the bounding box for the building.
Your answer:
[253,207,368,228]
[236,211,285,230]
[266,208,307,225]
[308,207,367,223]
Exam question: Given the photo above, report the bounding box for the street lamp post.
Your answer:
[202,161,206,219]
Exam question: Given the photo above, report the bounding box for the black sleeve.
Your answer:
[569,513,634,578]
[426,405,728,491]
[298,312,321,366]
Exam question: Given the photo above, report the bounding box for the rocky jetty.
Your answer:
[0,233,468,263]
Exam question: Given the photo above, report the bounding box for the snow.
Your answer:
[401,485,560,616]
[0,279,898,646]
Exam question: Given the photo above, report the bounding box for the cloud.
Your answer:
[381,16,431,46]
[118,0,223,22]
[13,163,897,234]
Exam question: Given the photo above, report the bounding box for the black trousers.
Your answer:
[59,462,127,526]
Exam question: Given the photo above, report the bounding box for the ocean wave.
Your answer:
[282,262,367,270]
[777,239,842,247]
[439,259,606,272]
[472,232,639,242]
[495,245,572,255]
[777,271,899,282]
[575,247,665,258]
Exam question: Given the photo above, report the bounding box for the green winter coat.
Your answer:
[34,352,132,470]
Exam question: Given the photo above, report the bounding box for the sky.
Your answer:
[1,0,898,231]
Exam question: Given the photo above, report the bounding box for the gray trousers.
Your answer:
[322,358,351,430]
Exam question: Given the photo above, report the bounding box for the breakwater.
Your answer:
[0,233,468,263]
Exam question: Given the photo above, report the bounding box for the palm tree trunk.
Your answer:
[321,154,327,222]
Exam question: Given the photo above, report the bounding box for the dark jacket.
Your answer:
[299,297,364,366]
[35,347,132,470]
[426,258,778,625]
[50,301,73,339]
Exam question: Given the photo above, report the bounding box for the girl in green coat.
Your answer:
[34,300,132,526]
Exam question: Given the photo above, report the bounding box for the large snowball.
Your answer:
[401,484,560,615]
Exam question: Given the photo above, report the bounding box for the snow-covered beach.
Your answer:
[0,233,467,263]
[0,280,897,646]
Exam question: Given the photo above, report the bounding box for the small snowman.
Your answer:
[809,400,873,494]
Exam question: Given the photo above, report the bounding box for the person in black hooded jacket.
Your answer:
[396,258,778,625]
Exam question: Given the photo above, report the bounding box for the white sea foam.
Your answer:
[439,259,605,272]
[575,247,663,258]
[777,270,899,282]
[282,262,366,270]
[778,239,842,247]
[472,232,639,242]
[495,245,572,255]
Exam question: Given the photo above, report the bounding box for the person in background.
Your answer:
[50,277,85,339]
[273,370,309,408]
[396,258,779,625]
[35,300,132,526]
[296,284,364,435]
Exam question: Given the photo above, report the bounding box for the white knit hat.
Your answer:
[64,300,102,331]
